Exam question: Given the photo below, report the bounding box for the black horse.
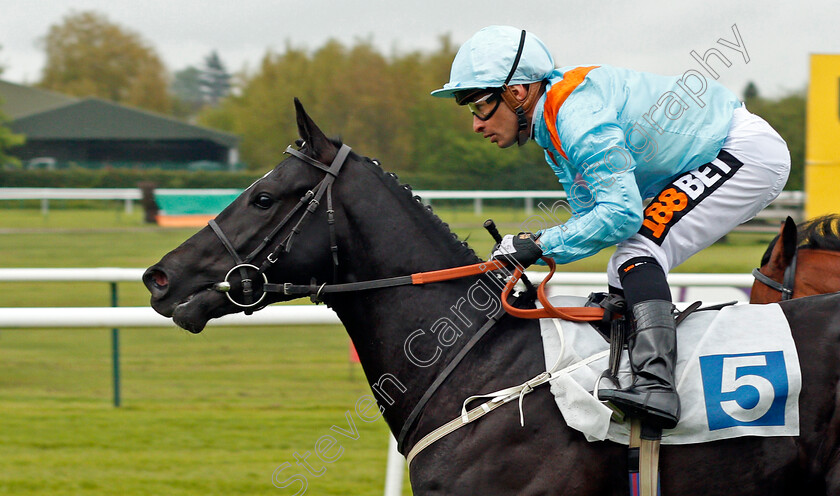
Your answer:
[145,100,840,495]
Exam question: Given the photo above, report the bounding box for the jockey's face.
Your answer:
[471,84,529,149]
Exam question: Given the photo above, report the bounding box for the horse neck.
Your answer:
[326,164,500,434]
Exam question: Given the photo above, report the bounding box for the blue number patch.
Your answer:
[699,351,788,431]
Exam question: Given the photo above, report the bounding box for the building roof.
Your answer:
[0,79,78,119]
[0,80,239,149]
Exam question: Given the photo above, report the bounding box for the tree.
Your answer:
[0,44,26,167]
[746,91,806,190]
[196,36,558,189]
[38,11,171,114]
[199,51,231,107]
[170,66,205,119]
[743,81,759,101]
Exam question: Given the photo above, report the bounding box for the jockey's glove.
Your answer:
[490,232,543,269]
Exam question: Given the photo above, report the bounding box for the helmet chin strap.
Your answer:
[499,81,546,146]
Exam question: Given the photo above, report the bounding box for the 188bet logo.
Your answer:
[699,351,788,430]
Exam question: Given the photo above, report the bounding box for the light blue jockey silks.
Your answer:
[532,64,742,264]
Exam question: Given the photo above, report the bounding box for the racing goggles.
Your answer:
[465,90,503,121]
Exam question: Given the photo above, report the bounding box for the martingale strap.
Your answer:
[405,316,612,465]
[396,305,505,454]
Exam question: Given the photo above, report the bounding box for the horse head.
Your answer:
[751,214,840,303]
[143,100,353,332]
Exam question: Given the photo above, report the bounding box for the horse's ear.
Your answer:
[780,216,798,263]
[767,216,798,270]
[294,98,335,161]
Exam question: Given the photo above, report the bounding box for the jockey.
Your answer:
[431,25,790,429]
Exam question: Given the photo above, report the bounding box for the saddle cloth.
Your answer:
[539,296,801,445]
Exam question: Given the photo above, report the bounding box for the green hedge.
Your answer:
[0,168,264,189]
[0,165,561,191]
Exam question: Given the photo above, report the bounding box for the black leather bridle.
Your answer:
[751,250,798,301]
[208,143,351,310]
[209,143,455,310]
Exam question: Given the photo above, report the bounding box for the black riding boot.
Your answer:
[598,299,681,429]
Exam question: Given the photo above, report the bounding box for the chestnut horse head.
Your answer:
[751,214,840,303]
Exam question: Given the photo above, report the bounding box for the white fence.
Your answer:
[0,267,755,326]
[0,268,756,323]
[0,188,805,223]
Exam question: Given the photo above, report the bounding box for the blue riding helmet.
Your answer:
[431,26,555,99]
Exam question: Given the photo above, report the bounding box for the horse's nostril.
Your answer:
[143,267,170,296]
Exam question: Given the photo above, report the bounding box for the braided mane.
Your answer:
[360,152,481,264]
[307,137,480,264]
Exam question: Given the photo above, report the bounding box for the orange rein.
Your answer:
[410,258,609,322]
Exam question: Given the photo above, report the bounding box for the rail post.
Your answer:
[383,435,404,496]
[110,282,121,407]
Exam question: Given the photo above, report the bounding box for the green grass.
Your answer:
[0,204,147,230]
[0,326,399,496]
[0,206,779,495]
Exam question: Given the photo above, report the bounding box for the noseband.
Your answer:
[751,250,797,301]
[208,143,351,310]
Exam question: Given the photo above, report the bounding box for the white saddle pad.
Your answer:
[539,296,801,445]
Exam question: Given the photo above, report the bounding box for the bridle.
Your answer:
[751,250,798,301]
[208,142,351,311]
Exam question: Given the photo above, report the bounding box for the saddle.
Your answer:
[539,295,800,495]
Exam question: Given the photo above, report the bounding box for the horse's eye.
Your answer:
[253,193,275,210]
